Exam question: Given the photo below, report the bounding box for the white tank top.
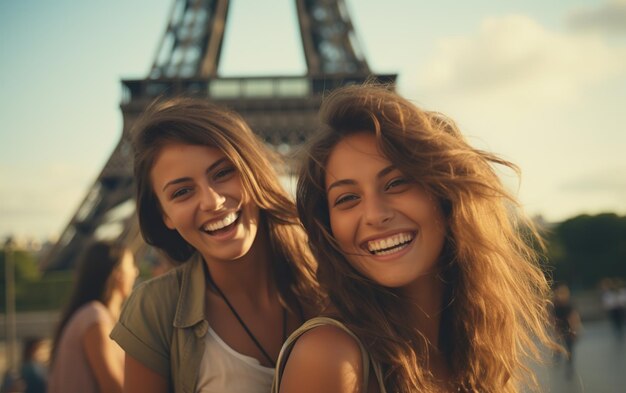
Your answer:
[196,326,275,393]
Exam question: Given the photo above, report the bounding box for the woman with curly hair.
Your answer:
[274,84,555,392]
[110,97,322,393]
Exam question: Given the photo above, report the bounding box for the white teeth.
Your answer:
[367,232,414,254]
[203,212,239,232]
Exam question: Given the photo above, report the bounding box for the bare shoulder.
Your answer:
[279,324,364,393]
[293,324,363,362]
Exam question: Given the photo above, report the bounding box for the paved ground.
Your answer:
[529,318,626,393]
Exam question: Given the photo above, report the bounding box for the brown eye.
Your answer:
[172,187,192,199]
[335,194,359,206]
[214,166,236,181]
[385,177,409,191]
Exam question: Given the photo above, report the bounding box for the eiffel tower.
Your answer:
[42,0,397,271]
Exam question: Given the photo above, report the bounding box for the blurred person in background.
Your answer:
[47,241,138,393]
[601,278,624,341]
[616,279,626,342]
[19,337,49,393]
[551,283,581,379]
[0,371,22,393]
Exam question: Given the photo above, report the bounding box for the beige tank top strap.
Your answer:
[272,316,387,393]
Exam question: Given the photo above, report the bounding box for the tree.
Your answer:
[1,246,72,312]
[547,213,626,289]
[0,247,41,312]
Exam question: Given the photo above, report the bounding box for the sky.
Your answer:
[1,0,625,242]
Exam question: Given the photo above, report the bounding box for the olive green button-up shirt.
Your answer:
[111,254,208,393]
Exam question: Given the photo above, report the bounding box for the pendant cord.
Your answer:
[207,273,286,368]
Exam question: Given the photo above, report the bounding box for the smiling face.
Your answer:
[150,143,260,264]
[325,132,447,289]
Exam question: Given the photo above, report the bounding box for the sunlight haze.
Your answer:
[1,0,625,241]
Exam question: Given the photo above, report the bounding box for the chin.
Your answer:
[373,277,412,289]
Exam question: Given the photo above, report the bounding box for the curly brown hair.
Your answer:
[297,84,554,392]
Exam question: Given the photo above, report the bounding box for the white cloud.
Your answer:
[400,13,626,223]
[412,14,626,108]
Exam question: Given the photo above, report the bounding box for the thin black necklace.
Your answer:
[207,273,287,368]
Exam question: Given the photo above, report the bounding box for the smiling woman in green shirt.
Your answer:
[111,98,322,393]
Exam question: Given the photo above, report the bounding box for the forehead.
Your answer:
[150,143,227,180]
[154,143,227,166]
[325,132,390,182]
[155,142,224,159]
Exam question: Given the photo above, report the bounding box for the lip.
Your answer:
[358,230,417,260]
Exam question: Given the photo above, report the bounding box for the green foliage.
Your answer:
[16,271,74,311]
[0,249,41,283]
[0,247,74,312]
[546,213,626,289]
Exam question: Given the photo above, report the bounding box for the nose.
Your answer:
[199,185,226,211]
[363,194,393,226]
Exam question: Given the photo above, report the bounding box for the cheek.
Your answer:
[154,194,177,229]
[329,211,354,251]
[160,206,179,230]
[162,210,175,230]
[426,205,448,255]
[228,175,247,200]
[160,200,193,227]
[431,200,447,234]
[245,203,260,227]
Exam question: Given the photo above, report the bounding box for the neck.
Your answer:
[401,272,446,349]
[104,290,124,321]
[203,229,276,305]
[402,273,453,384]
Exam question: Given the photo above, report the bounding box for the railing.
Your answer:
[120,74,397,104]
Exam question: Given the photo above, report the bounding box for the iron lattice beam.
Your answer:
[150,0,230,79]
[41,0,395,272]
[295,0,370,75]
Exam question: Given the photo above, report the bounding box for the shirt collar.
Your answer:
[173,253,207,328]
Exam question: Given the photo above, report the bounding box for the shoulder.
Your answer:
[122,266,184,318]
[279,322,365,393]
[136,263,186,293]
[114,266,185,343]
[291,325,361,364]
[74,301,106,318]
[66,301,110,331]
[110,267,188,374]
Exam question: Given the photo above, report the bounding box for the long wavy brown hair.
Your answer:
[132,97,322,314]
[297,84,554,392]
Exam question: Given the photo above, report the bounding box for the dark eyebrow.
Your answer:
[162,157,229,192]
[326,179,356,193]
[378,165,396,179]
[326,165,397,193]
